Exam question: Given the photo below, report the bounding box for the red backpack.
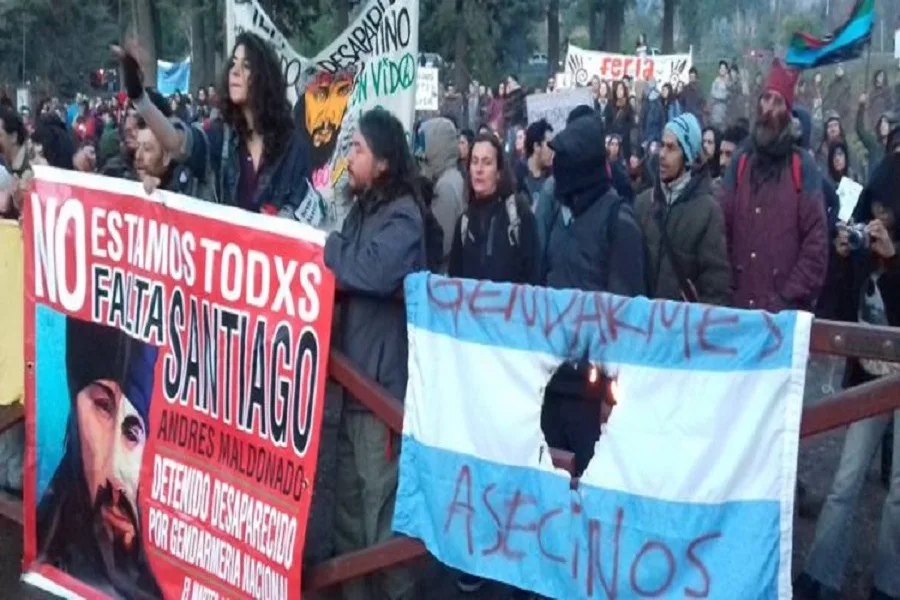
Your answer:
[736,152,802,194]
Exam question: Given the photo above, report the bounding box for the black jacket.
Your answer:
[545,114,646,296]
[544,115,646,401]
[448,193,538,284]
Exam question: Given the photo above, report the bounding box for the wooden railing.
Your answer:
[301,317,900,591]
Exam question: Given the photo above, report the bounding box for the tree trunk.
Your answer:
[132,0,157,85]
[680,0,701,55]
[662,0,676,54]
[190,0,207,91]
[547,0,559,80]
[773,0,782,52]
[588,0,601,49]
[453,0,468,91]
[203,0,219,81]
[337,0,350,30]
[602,0,624,53]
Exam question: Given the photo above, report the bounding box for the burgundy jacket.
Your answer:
[719,149,828,313]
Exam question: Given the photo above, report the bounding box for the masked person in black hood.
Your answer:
[37,318,160,599]
[540,113,646,476]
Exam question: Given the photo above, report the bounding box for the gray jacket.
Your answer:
[324,189,425,409]
[421,118,466,267]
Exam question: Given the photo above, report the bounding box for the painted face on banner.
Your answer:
[75,379,146,551]
[304,71,354,150]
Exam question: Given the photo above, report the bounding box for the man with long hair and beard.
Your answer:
[719,59,828,314]
[37,318,160,599]
[323,108,427,600]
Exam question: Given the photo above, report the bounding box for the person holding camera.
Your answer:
[795,166,900,599]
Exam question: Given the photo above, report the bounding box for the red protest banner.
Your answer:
[22,166,335,600]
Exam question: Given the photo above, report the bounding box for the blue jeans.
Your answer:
[804,410,900,595]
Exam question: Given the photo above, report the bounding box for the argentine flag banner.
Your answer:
[393,273,812,599]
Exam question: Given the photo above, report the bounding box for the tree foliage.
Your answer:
[420,0,545,85]
[0,0,119,98]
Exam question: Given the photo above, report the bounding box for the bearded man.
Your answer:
[719,59,828,313]
[294,70,354,180]
[37,317,161,599]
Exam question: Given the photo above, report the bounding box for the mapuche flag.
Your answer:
[785,0,874,69]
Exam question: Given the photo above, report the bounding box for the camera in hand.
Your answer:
[842,222,870,251]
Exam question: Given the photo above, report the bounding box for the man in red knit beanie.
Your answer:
[717,58,828,315]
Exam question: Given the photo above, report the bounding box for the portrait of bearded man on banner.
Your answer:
[294,69,355,184]
[36,317,161,600]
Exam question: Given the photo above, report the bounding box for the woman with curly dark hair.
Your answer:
[115,32,320,221]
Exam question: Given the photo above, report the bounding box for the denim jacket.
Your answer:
[191,122,326,225]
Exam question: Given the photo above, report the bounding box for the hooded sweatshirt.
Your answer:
[794,106,840,234]
[544,114,645,296]
[421,118,466,267]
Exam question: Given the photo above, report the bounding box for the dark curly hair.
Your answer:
[220,32,294,164]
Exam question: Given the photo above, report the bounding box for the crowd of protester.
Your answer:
[0,30,897,600]
[439,60,900,600]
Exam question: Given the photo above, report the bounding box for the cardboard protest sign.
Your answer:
[566,45,692,87]
[227,0,419,228]
[416,66,440,111]
[526,88,594,132]
[22,166,335,599]
[395,273,810,600]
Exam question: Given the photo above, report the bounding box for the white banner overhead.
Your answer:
[226,0,420,227]
[565,45,693,87]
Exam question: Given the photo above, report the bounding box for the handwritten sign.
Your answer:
[416,66,439,111]
[836,176,863,223]
[526,88,594,133]
[566,45,692,87]
[394,273,810,600]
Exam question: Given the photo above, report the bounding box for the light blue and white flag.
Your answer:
[394,273,811,600]
[157,58,191,97]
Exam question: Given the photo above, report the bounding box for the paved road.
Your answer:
[7,356,892,599]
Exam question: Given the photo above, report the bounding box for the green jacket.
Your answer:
[635,172,732,305]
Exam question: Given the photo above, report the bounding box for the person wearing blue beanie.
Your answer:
[634,110,731,305]
[664,113,703,167]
